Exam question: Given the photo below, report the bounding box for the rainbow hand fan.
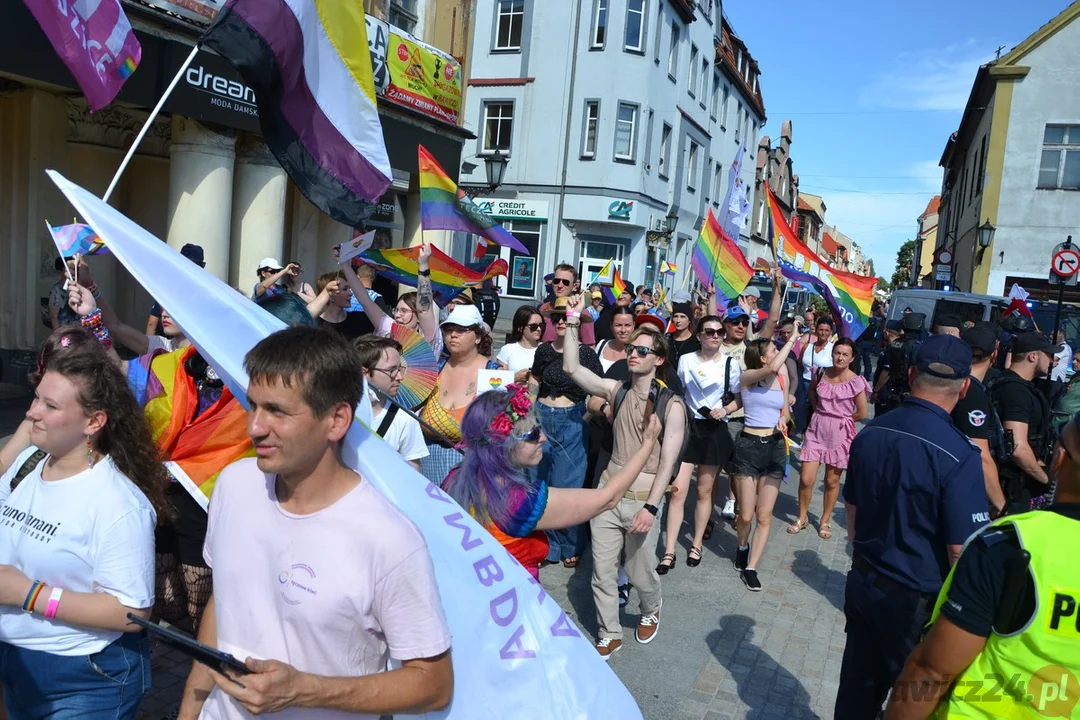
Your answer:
[390,323,439,409]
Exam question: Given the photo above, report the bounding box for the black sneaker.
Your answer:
[618,582,632,607]
[742,569,762,591]
[734,545,750,571]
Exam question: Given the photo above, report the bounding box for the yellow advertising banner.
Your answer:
[384,27,462,125]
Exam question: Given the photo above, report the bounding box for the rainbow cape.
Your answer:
[691,208,753,303]
[361,244,508,305]
[766,186,876,339]
[419,146,529,255]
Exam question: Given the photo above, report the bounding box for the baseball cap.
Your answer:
[258,257,284,271]
[635,314,667,333]
[885,319,903,331]
[1012,331,1054,355]
[934,314,963,331]
[441,304,488,333]
[591,290,603,300]
[724,305,749,322]
[902,312,926,332]
[742,286,761,299]
[914,334,972,380]
[961,325,997,357]
[180,243,205,266]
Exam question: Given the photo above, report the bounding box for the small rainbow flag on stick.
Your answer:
[360,244,507,306]
[47,222,108,258]
[691,208,753,304]
[418,146,529,255]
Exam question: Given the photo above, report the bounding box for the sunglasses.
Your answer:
[726,319,750,327]
[700,328,723,337]
[444,324,475,335]
[514,426,543,443]
[625,344,657,358]
[551,315,567,324]
[524,322,544,331]
[551,278,572,287]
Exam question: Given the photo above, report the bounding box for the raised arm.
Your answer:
[415,244,439,343]
[254,265,296,297]
[563,293,617,398]
[305,279,347,319]
[70,264,150,356]
[741,322,802,387]
[707,285,718,317]
[757,268,783,339]
[67,284,128,370]
[536,415,662,530]
[336,251,391,328]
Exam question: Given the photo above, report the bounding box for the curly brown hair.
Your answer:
[46,351,173,522]
[30,326,102,387]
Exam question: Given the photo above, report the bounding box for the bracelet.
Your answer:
[418,269,431,277]
[81,308,112,351]
[44,587,63,620]
[566,309,579,318]
[22,581,45,613]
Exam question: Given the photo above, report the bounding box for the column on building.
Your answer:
[167,116,236,281]
[229,135,287,290]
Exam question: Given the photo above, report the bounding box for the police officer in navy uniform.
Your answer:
[836,335,990,719]
[952,325,1007,517]
[878,312,927,414]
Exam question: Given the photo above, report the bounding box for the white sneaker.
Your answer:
[721,498,736,519]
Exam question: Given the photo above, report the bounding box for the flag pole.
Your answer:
[102,44,201,203]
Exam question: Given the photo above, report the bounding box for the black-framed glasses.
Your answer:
[514,426,543,443]
[524,322,544,331]
[625,344,657,358]
[372,365,406,378]
[551,315,567,324]
[551,278,572,287]
[701,328,723,337]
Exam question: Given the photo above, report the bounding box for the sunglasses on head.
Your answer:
[625,344,657,358]
[524,322,544,331]
[700,328,723,337]
[514,426,543,442]
[551,277,573,287]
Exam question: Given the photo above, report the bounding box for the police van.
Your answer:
[887,288,1008,328]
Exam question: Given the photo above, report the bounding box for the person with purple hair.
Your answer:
[441,384,662,579]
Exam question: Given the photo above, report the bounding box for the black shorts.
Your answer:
[732,432,787,479]
[683,418,734,467]
[155,483,209,567]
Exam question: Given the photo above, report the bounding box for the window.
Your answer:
[653,4,663,62]
[970,147,980,203]
[742,112,749,148]
[614,102,638,161]
[494,0,524,51]
[734,103,743,142]
[1039,125,1080,189]
[579,240,626,292]
[687,141,699,191]
[720,85,729,126]
[582,100,600,158]
[667,21,679,78]
[481,102,513,153]
[388,0,417,34]
[624,0,645,52]
[699,58,709,104]
[705,160,712,201]
[710,73,720,117]
[979,134,989,193]
[713,162,723,207]
[644,109,654,171]
[590,0,607,48]
[658,122,672,177]
[689,45,699,96]
[501,221,541,298]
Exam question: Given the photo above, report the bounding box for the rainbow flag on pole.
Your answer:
[202,0,392,226]
[418,146,529,255]
[766,186,876,339]
[691,208,753,304]
[360,244,508,306]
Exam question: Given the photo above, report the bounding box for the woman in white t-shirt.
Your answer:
[496,306,543,383]
[657,315,743,573]
[355,335,430,470]
[0,343,169,719]
[801,316,836,381]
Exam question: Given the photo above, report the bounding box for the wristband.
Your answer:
[418,269,431,277]
[81,308,112,351]
[44,587,63,620]
[22,581,45,613]
[642,503,659,516]
[566,310,579,318]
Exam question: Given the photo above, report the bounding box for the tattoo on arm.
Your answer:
[418,274,433,311]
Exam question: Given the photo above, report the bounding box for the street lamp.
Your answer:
[464,149,509,196]
[978,219,996,249]
[664,211,678,235]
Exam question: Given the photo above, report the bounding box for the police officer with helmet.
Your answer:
[836,335,989,719]
[885,411,1080,720]
[876,311,927,413]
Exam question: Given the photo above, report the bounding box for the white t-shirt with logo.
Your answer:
[373,406,428,462]
[0,448,156,655]
[200,459,451,720]
[496,341,537,373]
[679,352,743,420]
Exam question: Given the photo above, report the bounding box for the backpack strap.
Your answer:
[723,356,733,397]
[376,404,400,438]
[10,449,47,491]
[612,380,632,420]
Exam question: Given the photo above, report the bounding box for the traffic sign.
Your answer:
[1049,240,1080,286]
[935,248,953,265]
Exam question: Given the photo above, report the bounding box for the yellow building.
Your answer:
[916,196,941,287]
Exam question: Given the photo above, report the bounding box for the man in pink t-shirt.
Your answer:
[540,262,595,345]
[178,327,453,720]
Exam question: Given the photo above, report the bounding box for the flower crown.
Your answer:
[488,383,532,442]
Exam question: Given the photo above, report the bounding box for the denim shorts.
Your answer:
[732,431,787,479]
[0,631,150,719]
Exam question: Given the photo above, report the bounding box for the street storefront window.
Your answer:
[1039,124,1080,190]
[494,0,525,51]
[504,222,541,298]
[579,240,626,290]
[482,102,514,153]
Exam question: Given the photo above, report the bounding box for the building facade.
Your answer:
[914,195,941,287]
[460,0,765,313]
[937,2,1080,297]
[749,119,797,261]
[0,0,472,373]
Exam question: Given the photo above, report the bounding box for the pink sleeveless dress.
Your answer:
[800,374,870,469]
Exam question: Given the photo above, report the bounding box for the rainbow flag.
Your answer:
[48,223,108,257]
[766,185,876,339]
[361,244,508,305]
[418,146,529,255]
[612,267,628,298]
[691,208,753,304]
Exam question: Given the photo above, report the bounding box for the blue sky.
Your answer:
[723,0,1072,279]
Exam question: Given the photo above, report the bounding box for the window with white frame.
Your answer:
[494,0,524,51]
[687,141,699,191]
[689,44,699,96]
[590,0,607,48]
[644,109,654,170]
[735,102,743,142]
[720,85,729,126]
[624,0,646,52]
[667,22,679,77]
[583,100,600,158]
[653,4,663,62]
[742,112,749,148]
[713,162,723,207]
[659,122,671,178]
[614,102,638,161]
[1039,125,1080,190]
[482,101,513,153]
[705,160,712,201]
[699,58,708,103]
[711,73,720,117]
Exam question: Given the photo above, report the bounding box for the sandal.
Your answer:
[656,553,676,575]
[818,523,833,540]
[687,546,703,567]
[787,518,809,534]
[703,519,715,541]
[562,556,580,568]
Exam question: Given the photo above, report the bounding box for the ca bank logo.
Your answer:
[476,200,495,215]
[278,563,318,606]
[608,200,633,219]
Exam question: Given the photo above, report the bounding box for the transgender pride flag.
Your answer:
[23,0,141,112]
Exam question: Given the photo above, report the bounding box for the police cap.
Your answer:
[914,334,972,379]
[1012,331,1053,355]
[885,319,903,331]
[961,325,997,357]
[902,312,926,332]
[934,314,963,331]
